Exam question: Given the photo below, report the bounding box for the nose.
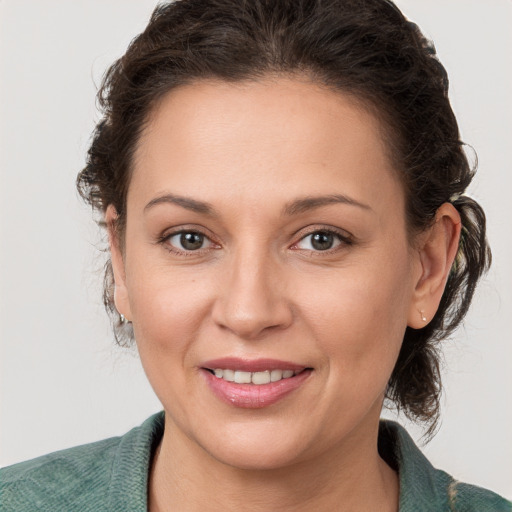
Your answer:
[211,249,293,340]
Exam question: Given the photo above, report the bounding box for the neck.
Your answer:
[148,414,399,512]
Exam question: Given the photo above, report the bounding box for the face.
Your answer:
[112,78,424,469]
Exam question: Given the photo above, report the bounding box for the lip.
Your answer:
[200,358,313,409]
[201,357,307,373]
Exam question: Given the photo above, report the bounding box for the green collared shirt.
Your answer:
[1,413,510,511]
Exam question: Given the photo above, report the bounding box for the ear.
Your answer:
[105,205,132,322]
[408,203,461,328]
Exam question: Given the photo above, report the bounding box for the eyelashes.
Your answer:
[167,231,215,252]
[158,226,354,257]
[157,229,219,257]
[291,228,353,253]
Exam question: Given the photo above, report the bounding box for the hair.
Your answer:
[77,0,491,435]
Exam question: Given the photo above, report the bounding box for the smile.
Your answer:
[210,368,299,385]
[200,359,313,408]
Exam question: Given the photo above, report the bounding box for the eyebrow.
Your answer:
[144,194,218,216]
[283,194,373,216]
[143,192,372,217]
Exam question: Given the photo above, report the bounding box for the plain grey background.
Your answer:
[1,0,511,499]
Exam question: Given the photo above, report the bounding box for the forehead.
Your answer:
[130,77,403,216]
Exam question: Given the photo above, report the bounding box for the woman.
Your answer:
[1,0,511,510]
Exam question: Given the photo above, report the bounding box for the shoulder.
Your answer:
[448,481,512,512]
[0,412,164,512]
[1,436,120,511]
[379,420,512,512]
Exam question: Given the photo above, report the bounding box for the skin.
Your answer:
[108,77,461,511]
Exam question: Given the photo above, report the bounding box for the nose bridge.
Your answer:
[212,239,292,339]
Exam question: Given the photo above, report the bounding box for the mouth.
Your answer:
[200,358,313,408]
[205,367,305,385]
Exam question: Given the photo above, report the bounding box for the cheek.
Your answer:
[126,260,215,359]
[126,263,220,416]
[296,252,413,372]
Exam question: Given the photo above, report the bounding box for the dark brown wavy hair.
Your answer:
[77,0,491,435]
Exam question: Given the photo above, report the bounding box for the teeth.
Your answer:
[211,368,300,385]
[270,369,283,382]
[252,371,271,385]
[223,369,235,382]
[234,371,252,384]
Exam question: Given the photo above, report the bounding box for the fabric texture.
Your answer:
[1,413,510,511]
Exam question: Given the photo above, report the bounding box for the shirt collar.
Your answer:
[108,412,165,511]
[106,414,453,511]
[379,420,453,511]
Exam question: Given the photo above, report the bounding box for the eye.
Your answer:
[167,231,213,251]
[295,230,346,251]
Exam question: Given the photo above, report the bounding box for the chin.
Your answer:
[207,441,308,471]
[192,421,315,471]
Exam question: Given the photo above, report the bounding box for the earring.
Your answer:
[420,310,427,323]
[120,314,126,324]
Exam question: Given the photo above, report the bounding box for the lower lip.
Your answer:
[202,369,312,409]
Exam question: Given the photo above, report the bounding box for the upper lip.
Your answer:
[201,357,309,372]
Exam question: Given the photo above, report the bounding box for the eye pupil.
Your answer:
[311,232,334,250]
[180,232,204,250]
